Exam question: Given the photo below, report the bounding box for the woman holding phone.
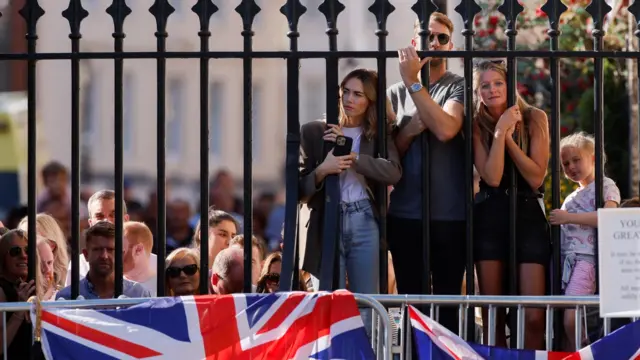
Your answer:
[299,69,401,333]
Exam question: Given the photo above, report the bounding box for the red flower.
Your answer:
[488,28,496,35]
[489,16,499,26]
[566,102,576,112]
[478,30,487,37]
[536,8,548,18]
[474,17,481,26]
[561,125,570,135]
[561,83,568,92]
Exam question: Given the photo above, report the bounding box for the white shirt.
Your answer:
[339,126,368,203]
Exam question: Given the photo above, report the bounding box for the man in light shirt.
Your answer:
[123,221,157,296]
[65,190,158,288]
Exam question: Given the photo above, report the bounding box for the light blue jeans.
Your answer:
[338,199,380,339]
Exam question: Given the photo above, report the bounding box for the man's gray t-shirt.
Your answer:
[387,71,466,221]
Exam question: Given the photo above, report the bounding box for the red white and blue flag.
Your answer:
[409,305,640,360]
[32,290,374,360]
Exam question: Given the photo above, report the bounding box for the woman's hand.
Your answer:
[496,105,522,137]
[318,149,355,176]
[16,280,35,302]
[323,124,343,143]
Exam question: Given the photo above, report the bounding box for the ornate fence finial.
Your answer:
[19,0,45,36]
[586,0,612,39]
[540,0,567,32]
[454,0,481,31]
[280,0,306,32]
[497,0,524,37]
[411,0,438,33]
[192,0,218,31]
[62,0,88,37]
[235,0,261,30]
[106,0,132,33]
[368,0,395,29]
[318,0,345,30]
[149,0,175,34]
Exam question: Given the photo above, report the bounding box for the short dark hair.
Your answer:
[87,190,129,216]
[85,221,115,244]
[41,161,68,181]
[208,208,239,230]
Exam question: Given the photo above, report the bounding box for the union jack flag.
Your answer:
[409,305,640,360]
[33,290,375,360]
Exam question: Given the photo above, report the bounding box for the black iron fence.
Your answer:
[7,0,638,351]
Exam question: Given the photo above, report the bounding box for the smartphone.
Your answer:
[333,135,353,156]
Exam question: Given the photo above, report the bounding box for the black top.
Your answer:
[0,277,32,360]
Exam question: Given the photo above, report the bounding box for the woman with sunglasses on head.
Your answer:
[18,214,70,289]
[0,230,35,359]
[165,248,200,296]
[472,60,550,350]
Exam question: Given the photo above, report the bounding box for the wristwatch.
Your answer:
[408,82,423,94]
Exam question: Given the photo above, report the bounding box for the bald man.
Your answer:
[210,247,244,295]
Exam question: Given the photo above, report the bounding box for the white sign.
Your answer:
[598,208,640,318]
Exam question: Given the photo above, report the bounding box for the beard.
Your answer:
[429,58,444,68]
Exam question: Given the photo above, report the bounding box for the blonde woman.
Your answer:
[472,60,550,349]
[18,214,69,289]
[165,248,201,296]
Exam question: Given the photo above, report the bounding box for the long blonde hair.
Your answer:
[18,213,69,288]
[473,60,532,153]
[338,69,390,141]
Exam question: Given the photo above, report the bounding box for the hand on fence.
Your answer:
[398,46,430,85]
[323,124,343,143]
[549,209,571,225]
[319,149,355,176]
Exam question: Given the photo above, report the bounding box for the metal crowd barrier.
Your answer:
[369,294,640,360]
[0,294,393,360]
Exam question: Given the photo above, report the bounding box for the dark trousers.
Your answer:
[387,216,467,334]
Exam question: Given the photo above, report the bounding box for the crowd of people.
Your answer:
[0,10,637,359]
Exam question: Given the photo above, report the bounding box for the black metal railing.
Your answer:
[9,0,632,351]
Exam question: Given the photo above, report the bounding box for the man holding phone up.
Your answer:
[387,12,467,334]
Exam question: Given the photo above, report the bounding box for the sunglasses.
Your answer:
[9,246,28,258]
[166,264,199,278]
[428,33,450,46]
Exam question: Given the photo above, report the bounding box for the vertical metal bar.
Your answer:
[603,317,611,335]
[317,0,344,291]
[453,0,481,340]
[235,0,260,293]
[516,305,525,349]
[545,305,553,350]
[487,305,496,346]
[2,312,6,360]
[149,0,174,297]
[541,0,566,349]
[192,0,217,295]
[413,1,436,298]
[369,0,394,296]
[574,305,582,351]
[631,1,640,195]
[62,0,88,300]
[19,0,44,294]
[497,0,524,348]
[279,0,306,291]
[585,0,609,292]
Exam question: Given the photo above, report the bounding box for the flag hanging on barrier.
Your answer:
[31,290,374,360]
[409,305,640,360]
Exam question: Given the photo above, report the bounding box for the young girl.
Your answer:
[549,131,620,351]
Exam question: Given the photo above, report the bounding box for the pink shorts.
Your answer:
[565,260,596,296]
